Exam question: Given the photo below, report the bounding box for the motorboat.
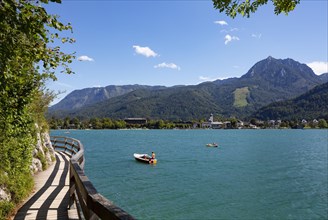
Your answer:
[134,153,157,164]
[206,143,218,147]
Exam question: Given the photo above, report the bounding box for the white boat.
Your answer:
[206,143,218,147]
[133,153,157,164]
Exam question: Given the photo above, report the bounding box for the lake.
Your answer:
[50,129,328,220]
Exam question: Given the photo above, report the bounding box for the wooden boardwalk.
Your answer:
[14,152,79,220]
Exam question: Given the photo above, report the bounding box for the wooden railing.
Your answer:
[50,136,135,220]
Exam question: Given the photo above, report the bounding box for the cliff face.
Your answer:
[30,128,56,173]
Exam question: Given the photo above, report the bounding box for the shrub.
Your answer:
[0,201,14,220]
[36,151,48,171]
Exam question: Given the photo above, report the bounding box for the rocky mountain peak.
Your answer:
[241,57,320,87]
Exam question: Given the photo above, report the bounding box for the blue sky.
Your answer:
[46,0,328,104]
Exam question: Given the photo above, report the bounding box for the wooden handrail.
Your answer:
[50,136,135,220]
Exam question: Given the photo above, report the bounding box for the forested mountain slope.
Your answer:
[253,82,328,120]
[48,57,325,120]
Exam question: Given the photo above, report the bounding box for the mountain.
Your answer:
[61,85,222,120]
[50,84,166,111]
[241,56,321,91]
[319,73,328,83]
[253,82,328,120]
[48,57,324,120]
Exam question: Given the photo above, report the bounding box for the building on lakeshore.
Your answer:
[124,118,147,125]
[201,114,225,129]
[211,121,224,129]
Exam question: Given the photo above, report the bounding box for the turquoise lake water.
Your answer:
[51,129,328,220]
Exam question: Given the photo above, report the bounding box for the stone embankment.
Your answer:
[30,130,56,173]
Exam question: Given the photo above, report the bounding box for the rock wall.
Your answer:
[30,129,56,174]
[0,185,11,202]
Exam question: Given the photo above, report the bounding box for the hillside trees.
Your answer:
[0,0,74,217]
[318,119,328,129]
[213,0,300,18]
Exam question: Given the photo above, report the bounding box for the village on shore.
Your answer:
[49,114,328,130]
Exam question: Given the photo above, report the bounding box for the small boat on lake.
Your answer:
[134,153,157,164]
[206,143,218,147]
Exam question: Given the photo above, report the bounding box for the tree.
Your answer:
[318,119,328,129]
[114,120,126,129]
[102,118,114,129]
[156,120,165,129]
[70,117,80,129]
[90,118,102,129]
[250,118,257,125]
[0,0,74,217]
[229,118,238,128]
[212,0,300,18]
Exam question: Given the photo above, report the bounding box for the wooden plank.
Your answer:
[14,152,78,220]
[51,136,135,220]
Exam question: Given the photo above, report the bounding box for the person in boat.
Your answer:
[149,152,155,162]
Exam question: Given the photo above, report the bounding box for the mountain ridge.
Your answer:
[48,57,326,120]
[253,82,328,120]
[50,84,167,111]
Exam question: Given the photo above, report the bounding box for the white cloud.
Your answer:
[133,45,158,57]
[78,55,94,62]
[224,34,239,45]
[154,62,180,70]
[306,61,328,75]
[251,33,262,39]
[214,20,228,26]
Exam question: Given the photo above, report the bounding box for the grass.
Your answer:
[36,151,48,170]
[233,87,250,107]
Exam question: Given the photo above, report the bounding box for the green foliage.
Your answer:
[0,130,35,181]
[0,0,74,218]
[253,83,328,120]
[7,172,34,204]
[0,201,14,220]
[318,119,328,129]
[48,115,326,130]
[29,89,57,132]
[212,0,300,18]
[49,117,195,130]
[51,155,56,162]
[36,150,48,170]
